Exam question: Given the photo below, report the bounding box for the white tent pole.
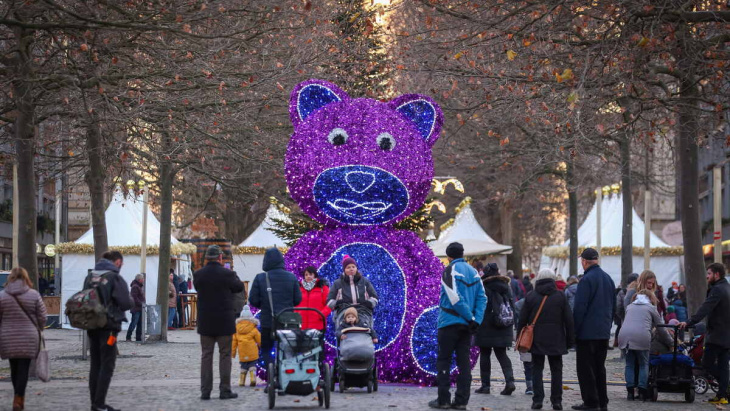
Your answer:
[140,182,148,276]
[644,189,651,270]
[596,187,602,264]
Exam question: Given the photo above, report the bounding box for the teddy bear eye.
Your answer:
[377,132,396,151]
[327,128,348,146]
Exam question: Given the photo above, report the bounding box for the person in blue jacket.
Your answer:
[429,242,488,410]
[571,248,616,411]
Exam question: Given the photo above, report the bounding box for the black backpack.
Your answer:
[490,291,515,329]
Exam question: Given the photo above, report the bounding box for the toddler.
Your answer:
[232,305,261,386]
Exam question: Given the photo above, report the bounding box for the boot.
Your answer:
[500,380,516,395]
[12,395,23,411]
[626,387,635,401]
[239,371,246,387]
[249,367,257,387]
[637,387,647,402]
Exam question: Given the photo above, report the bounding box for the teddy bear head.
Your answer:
[284,79,443,227]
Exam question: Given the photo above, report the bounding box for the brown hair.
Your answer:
[637,270,657,292]
[7,267,33,288]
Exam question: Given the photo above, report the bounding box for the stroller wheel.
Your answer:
[323,363,331,409]
[339,373,346,393]
[685,387,695,403]
[373,364,378,392]
[694,376,709,394]
[367,380,373,393]
[318,391,324,407]
[650,386,658,402]
[267,363,276,409]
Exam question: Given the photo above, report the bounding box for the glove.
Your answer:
[361,300,374,310]
[468,320,479,334]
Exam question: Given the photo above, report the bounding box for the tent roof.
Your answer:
[430,202,512,257]
[75,188,179,247]
[560,193,670,248]
[238,204,289,248]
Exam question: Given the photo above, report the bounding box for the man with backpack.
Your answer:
[193,245,245,400]
[85,251,133,411]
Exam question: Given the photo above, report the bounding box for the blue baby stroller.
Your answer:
[331,304,378,393]
[267,307,332,409]
[647,324,695,403]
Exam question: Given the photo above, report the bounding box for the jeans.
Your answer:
[704,343,730,398]
[88,329,118,408]
[126,311,142,341]
[436,324,472,406]
[200,334,233,395]
[479,346,514,387]
[523,360,533,389]
[9,358,31,396]
[576,339,609,407]
[532,354,563,404]
[624,349,649,389]
[168,307,176,327]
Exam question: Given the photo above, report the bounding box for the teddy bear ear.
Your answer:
[290,80,349,128]
[389,94,443,147]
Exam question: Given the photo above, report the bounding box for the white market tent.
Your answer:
[429,198,512,272]
[540,192,683,287]
[233,204,289,284]
[60,188,192,330]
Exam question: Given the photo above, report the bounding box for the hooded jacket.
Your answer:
[618,294,663,351]
[130,279,145,313]
[84,258,133,331]
[687,277,730,348]
[249,248,302,329]
[297,278,331,331]
[517,278,575,356]
[565,283,578,311]
[193,260,244,336]
[573,264,616,340]
[0,280,47,359]
[438,258,487,329]
[327,272,379,313]
[475,275,514,347]
[232,318,261,362]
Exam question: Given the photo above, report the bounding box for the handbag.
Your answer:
[10,293,50,382]
[515,295,548,353]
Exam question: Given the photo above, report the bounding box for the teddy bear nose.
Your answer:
[345,170,376,193]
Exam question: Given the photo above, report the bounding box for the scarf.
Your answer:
[303,280,316,291]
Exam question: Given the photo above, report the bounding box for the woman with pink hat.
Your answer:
[326,255,379,316]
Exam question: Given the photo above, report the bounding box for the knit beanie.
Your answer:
[342,255,357,270]
[535,268,557,282]
[344,307,359,322]
[240,305,254,320]
[483,263,499,278]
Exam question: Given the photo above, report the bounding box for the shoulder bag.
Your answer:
[10,293,49,382]
[515,295,548,353]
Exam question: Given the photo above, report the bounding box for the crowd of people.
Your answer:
[1,243,729,411]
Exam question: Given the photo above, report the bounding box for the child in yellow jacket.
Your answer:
[232,305,261,386]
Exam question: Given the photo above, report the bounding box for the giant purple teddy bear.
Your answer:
[284,79,451,383]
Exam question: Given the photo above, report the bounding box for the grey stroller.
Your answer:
[331,304,378,393]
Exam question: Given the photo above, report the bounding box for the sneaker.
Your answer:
[428,399,451,409]
[531,403,543,409]
[220,391,238,400]
[474,386,490,394]
[451,403,467,410]
[526,389,534,395]
[708,396,729,404]
[200,393,211,400]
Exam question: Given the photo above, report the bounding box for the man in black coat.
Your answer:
[249,247,302,372]
[193,245,244,400]
[680,263,730,404]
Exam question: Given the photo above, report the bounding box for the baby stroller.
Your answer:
[647,324,695,403]
[331,304,378,393]
[267,307,332,409]
[688,324,720,395]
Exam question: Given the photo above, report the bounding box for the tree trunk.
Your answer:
[567,161,578,277]
[11,25,38,288]
[676,31,706,315]
[620,134,633,286]
[156,159,175,342]
[85,119,108,261]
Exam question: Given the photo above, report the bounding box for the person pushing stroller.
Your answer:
[327,255,379,329]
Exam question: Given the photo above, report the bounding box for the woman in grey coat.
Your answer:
[618,289,663,401]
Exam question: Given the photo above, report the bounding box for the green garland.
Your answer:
[542,245,684,258]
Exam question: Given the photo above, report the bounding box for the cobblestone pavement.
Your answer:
[0,329,717,410]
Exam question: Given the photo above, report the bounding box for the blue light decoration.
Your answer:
[410,306,455,375]
[283,79,452,384]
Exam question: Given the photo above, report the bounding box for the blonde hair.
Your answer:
[637,270,657,292]
[7,267,33,288]
[635,289,658,305]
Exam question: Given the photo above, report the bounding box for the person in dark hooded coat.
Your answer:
[474,265,516,395]
[517,268,575,410]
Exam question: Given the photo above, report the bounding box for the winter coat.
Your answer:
[618,294,664,351]
[232,318,261,362]
[510,278,525,302]
[517,279,575,356]
[624,286,637,310]
[687,277,730,348]
[565,283,578,311]
[327,272,379,314]
[232,285,246,317]
[130,279,145,313]
[672,300,688,322]
[249,248,302,329]
[522,276,534,294]
[437,258,487,329]
[297,279,331,331]
[615,287,628,324]
[193,261,245,336]
[0,280,47,359]
[168,281,177,308]
[84,259,133,331]
[573,264,616,341]
[475,275,514,347]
